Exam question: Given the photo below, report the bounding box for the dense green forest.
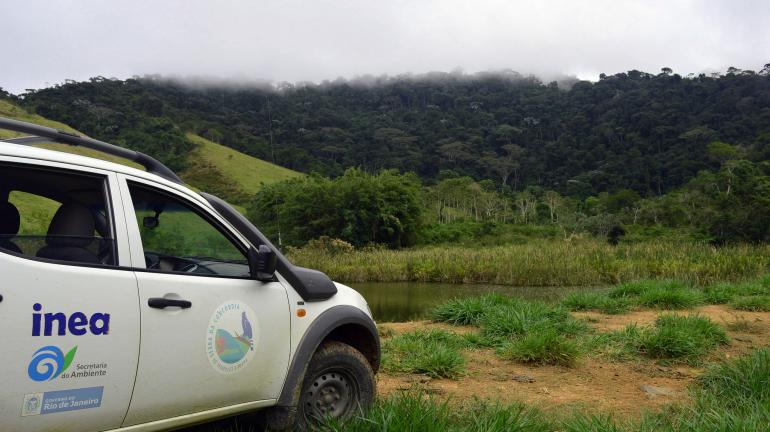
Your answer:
[2,65,770,246]
[9,64,770,196]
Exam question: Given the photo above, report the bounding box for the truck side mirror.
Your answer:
[249,245,276,281]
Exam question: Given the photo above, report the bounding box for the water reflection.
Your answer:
[349,282,607,323]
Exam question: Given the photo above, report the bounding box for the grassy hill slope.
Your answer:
[184,133,301,195]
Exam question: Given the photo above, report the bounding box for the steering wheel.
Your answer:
[178,263,199,273]
[144,253,161,270]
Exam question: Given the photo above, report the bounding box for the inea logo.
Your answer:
[32,303,110,336]
[28,345,78,382]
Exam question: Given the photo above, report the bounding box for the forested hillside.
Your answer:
[9,65,770,198]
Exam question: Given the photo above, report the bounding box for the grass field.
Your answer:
[288,239,770,287]
[184,133,301,194]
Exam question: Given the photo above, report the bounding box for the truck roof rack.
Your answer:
[0,116,183,184]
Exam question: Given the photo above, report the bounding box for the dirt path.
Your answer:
[377,305,770,417]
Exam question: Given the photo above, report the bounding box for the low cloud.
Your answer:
[1,0,768,93]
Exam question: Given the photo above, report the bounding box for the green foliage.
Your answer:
[698,348,770,407]
[477,300,588,340]
[561,292,632,314]
[431,294,587,366]
[21,70,770,201]
[497,330,581,366]
[560,414,623,432]
[606,280,703,309]
[381,330,467,378]
[637,314,728,363]
[703,283,738,304]
[730,296,770,312]
[431,293,513,325]
[321,394,551,432]
[13,73,770,245]
[637,285,703,309]
[288,240,770,285]
[683,160,770,243]
[592,314,729,364]
[251,169,423,248]
[561,292,607,311]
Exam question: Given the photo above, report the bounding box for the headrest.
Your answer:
[0,202,20,235]
[46,203,95,247]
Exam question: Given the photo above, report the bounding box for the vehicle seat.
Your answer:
[0,201,22,253]
[37,203,99,264]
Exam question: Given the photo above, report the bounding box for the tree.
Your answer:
[542,191,564,223]
[514,191,538,224]
[249,169,423,248]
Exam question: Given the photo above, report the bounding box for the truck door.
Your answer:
[0,161,140,432]
[118,176,290,426]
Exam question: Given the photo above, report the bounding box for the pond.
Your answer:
[348,282,608,322]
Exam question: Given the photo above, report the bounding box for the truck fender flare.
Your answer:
[276,305,379,407]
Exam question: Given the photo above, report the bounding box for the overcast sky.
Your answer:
[1,0,768,93]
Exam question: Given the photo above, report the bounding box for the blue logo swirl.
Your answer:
[28,346,65,382]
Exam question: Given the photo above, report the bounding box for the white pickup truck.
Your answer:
[0,117,379,431]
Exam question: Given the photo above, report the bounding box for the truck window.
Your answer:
[0,163,116,266]
[127,182,250,277]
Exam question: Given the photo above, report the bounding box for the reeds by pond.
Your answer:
[288,239,770,286]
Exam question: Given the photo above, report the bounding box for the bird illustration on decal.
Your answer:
[215,311,254,364]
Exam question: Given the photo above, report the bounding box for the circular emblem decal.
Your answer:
[206,301,258,374]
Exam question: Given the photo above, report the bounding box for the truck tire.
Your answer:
[296,341,375,428]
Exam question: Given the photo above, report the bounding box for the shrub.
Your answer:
[303,236,355,255]
[498,330,581,366]
[382,329,467,378]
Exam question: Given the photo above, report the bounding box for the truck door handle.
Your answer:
[148,298,192,309]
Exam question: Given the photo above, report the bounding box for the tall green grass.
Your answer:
[595,314,729,364]
[321,393,552,432]
[288,240,770,286]
[381,329,468,378]
[432,295,588,366]
[562,292,632,314]
[432,293,513,325]
[498,330,581,366]
[562,278,770,314]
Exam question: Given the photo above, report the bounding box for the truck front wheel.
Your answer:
[297,341,375,427]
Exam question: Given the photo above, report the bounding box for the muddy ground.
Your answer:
[377,306,770,417]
